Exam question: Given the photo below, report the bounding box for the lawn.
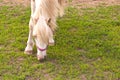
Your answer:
[0,4,120,80]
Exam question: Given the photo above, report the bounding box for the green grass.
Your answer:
[0,5,120,80]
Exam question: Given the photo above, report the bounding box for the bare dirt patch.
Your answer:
[70,0,120,8]
[0,0,30,6]
[1,0,120,8]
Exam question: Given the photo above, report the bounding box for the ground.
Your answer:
[0,0,120,80]
[1,0,120,7]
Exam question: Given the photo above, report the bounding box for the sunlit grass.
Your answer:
[0,5,120,80]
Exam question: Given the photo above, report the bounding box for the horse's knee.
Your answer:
[29,18,34,29]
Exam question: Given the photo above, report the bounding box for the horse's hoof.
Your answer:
[24,50,33,55]
[49,42,55,46]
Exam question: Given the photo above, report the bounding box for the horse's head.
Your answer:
[32,16,54,60]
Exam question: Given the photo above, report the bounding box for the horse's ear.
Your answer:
[46,18,51,24]
[48,18,51,23]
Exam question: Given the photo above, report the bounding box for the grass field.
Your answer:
[0,4,120,80]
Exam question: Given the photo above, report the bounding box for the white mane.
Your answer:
[33,0,64,31]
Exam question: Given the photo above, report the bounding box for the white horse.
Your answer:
[24,0,64,61]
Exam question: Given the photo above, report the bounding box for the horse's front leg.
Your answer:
[49,36,55,46]
[24,18,34,54]
[24,0,35,54]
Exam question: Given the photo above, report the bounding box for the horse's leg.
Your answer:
[49,21,55,46]
[24,0,35,54]
[24,18,34,54]
[49,36,55,46]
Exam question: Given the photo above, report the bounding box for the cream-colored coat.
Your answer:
[25,0,64,60]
